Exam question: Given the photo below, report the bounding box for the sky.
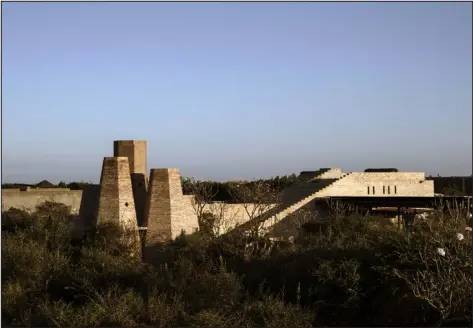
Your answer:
[2,2,472,183]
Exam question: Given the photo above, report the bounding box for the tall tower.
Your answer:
[143,168,199,263]
[96,156,141,258]
[113,140,148,227]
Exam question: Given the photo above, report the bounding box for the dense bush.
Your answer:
[2,201,472,327]
[1,181,94,190]
[181,174,298,202]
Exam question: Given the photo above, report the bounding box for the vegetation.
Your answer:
[2,198,472,327]
[1,181,93,190]
[1,175,298,200]
[180,174,297,202]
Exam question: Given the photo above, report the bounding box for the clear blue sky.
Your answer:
[2,2,472,183]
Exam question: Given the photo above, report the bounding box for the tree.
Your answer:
[229,179,282,238]
[183,177,218,228]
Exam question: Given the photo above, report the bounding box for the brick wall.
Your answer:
[145,168,199,245]
[96,157,139,231]
[114,140,148,226]
[113,140,147,175]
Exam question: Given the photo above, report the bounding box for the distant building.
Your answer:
[36,180,55,188]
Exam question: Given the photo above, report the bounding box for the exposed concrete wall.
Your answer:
[316,172,434,197]
[2,188,83,214]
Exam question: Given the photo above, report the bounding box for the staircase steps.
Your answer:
[297,168,331,183]
[227,178,341,236]
[225,172,353,236]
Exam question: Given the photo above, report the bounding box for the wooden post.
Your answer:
[397,207,401,230]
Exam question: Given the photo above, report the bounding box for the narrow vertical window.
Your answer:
[383,186,386,194]
[372,186,375,195]
[388,186,391,195]
[367,186,370,195]
[394,186,397,194]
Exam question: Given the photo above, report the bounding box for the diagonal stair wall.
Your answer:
[297,169,331,182]
[227,174,352,236]
[310,168,343,180]
[258,173,352,232]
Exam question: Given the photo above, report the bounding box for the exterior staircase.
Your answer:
[297,169,331,183]
[227,172,352,236]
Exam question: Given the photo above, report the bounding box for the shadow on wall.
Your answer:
[142,229,198,264]
[266,202,331,239]
[426,177,472,195]
[131,173,147,227]
[78,184,101,230]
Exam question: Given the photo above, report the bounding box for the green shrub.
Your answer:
[34,201,71,219]
[1,208,35,233]
[2,201,472,327]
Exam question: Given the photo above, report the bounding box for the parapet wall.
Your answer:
[317,172,434,197]
[348,172,426,181]
[2,189,83,213]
